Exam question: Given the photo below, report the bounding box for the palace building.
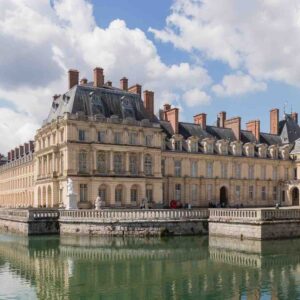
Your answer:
[0,67,300,208]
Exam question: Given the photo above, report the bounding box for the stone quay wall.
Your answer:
[59,209,209,236]
[209,208,300,240]
[0,208,59,235]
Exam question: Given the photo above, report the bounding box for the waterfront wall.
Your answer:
[59,209,209,236]
[209,208,300,240]
[0,209,59,235]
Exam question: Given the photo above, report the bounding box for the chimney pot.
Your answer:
[68,69,79,89]
[143,90,154,118]
[165,108,179,134]
[246,119,260,142]
[218,111,226,128]
[128,84,142,96]
[224,117,241,141]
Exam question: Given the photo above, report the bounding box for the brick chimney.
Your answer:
[292,112,298,124]
[80,78,88,85]
[246,120,260,142]
[24,143,29,154]
[68,69,79,89]
[93,67,104,87]
[29,141,34,152]
[225,117,241,141]
[143,90,154,117]
[120,77,128,90]
[15,147,19,159]
[7,151,11,162]
[19,145,24,157]
[194,113,207,130]
[128,84,142,96]
[11,150,15,161]
[218,111,226,128]
[165,108,179,134]
[270,108,279,135]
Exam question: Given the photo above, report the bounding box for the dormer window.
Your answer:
[202,138,215,154]
[171,135,183,151]
[187,137,199,153]
[175,141,181,151]
[268,145,278,159]
[244,143,255,157]
[216,140,228,155]
[257,144,267,158]
[145,135,153,147]
[279,145,290,160]
[230,141,242,156]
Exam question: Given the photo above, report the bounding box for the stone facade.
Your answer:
[0,67,299,208]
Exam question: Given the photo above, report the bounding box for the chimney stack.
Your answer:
[292,112,298,124]
[225,117,241,141]
[218,111,226,128]
[24,143,29,154]
[7,152,11,162]
[246,120,260,142]
[29,141,34,153]
[68,69,79,89]
[11,150,15,161]
[165,107,179,134]
[15,147,19,159]
[120,77,128,90]
[128,84,142,96]
[270,108,279,135]
[143,90,154,118]
[19,145,24,157]
[93,67,104,87]
[194,113,207,130]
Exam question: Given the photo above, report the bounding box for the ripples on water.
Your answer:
[0,234,300,299]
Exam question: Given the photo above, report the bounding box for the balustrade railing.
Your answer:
[0,208,59,221]
[59,209,209,222]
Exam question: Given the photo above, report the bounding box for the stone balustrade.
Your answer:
[59,208,209,223]
[0,208,59,222]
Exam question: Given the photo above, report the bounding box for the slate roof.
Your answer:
[279,114,300,144]
[45,84,158,124]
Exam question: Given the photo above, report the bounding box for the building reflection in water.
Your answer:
[0,234,300,299]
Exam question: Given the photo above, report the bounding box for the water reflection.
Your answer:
[0,234,300,299]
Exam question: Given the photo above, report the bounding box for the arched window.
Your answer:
[97,152,107,174]
[130,185,138,203]
[115,185,123,204]
[98,184,107,202]
[79,151,87,173]
[144,155,153,176]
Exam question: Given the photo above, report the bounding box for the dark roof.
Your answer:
[260,132,282,146]
[45,84,158,123]
[241,130,256,143]
[279,114,300,144]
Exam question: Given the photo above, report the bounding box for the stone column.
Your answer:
[109,151,114,175]
[125,152,130,175]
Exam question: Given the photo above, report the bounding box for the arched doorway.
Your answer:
[220,186,228,207]
[292,187,299,206]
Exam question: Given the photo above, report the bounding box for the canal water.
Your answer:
[0,234,300,300]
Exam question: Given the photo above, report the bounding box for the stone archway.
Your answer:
[292,187,299,206]
[220,186,228,208]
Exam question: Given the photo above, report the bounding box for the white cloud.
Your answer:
[0,0,211,153]
[150,0,300,86]
[183,88,211,107]
[212,73,267,97]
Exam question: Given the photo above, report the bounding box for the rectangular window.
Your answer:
[249,185,254,200]
[146,188,153,202]
[131,189,138,203]
[248,165,254,179]
[96,152,106,174]
[161,159,165,176]
[78,129,85,141]
[98,188,106,202]
[191,161,198,177]
[285,168,289,180]
[221,163,227,178]
[206,162,213,178]
[191,184,197,203]
[80,184,88,202]
[114,153,123,174]
[98,131,105,143]
[175,184,181,201]
[174,141,181,151]
[190,142,198,153]
[129,132,137,145]
[114,132,122,144]
[261,186,266,200]
[79,152,87,173]
[235,185,241,201]
[115,188,122,203]
[273,186,277,201]
[129,154,138,175]
[145,135,153,146]
[207,184,212,201]
[235,163,241,179]
[174,160,181,177]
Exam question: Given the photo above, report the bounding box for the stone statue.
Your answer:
[67,178,74,195]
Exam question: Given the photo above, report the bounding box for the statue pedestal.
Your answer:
[66,194,77,210]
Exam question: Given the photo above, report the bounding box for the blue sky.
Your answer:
[1,0,300,151]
